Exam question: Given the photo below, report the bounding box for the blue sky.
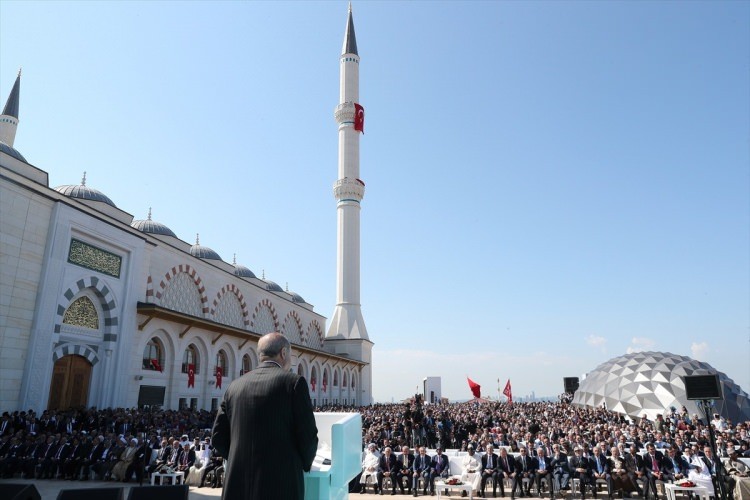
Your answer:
[2,1,748,403]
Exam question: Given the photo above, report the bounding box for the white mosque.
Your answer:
[0,7,373,412]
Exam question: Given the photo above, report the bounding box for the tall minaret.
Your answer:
[326,4,373,406]
[0,69,21,146]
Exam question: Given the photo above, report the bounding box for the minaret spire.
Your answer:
[327,5,372,406]
[0,69,21,146]
[342,3,358,56]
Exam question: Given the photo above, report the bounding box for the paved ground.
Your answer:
[0,477,222,500]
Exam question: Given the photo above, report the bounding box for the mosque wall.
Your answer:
[0,175,53,411]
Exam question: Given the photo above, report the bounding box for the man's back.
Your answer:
[213,361,318,500]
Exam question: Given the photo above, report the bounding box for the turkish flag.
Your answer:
[323,378,327,393]
[467,377,481,399]
[503,379,513,404]
[311,378,316,392]
[215,366,222,389]
[150,359,162,372]
[354,103,365,133]
[188,364,195,388]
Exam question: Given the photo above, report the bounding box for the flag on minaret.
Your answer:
[503,379,513,403]
[354,103,365,133]
[467,377,481,399]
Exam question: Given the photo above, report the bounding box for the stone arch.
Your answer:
[342,370,348,389]
[306,320,324,349]
[282,311,303,344]
[333,367,339,387]
[140,328,174,373]
[322,364,330,394]
[155,264,208,316]
[181,335,209,376]
[296,357,309,380]
[55,276,118,341]
[241,346,259,375]
[251,298,278,334]
[310,365,319,394]
[211,284,250,328]
[52,343,100,366]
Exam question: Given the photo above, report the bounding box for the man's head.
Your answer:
[468,445,475,455]
[520,446,527,456]
[402,445,410,455]
[258,332,291,370]
[384,446,392,456]
[486,444,494,454]
[419,446,426,456]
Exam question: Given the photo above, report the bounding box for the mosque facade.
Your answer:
[0,8,372,412]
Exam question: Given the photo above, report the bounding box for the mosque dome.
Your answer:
[131,209,177,238]
[189,234,222,261]
[572,351,750,423]
[0,141,26,162]
[233,264,256,278]
[54,172,116,207]
[289,291,306,304]
[263,279,284,292]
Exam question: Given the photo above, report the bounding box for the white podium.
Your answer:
[305,412,362,500]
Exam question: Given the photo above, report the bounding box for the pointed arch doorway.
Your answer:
[48,355,92,409]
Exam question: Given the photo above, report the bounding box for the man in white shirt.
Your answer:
[360,443,381,494]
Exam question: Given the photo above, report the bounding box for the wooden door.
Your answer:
[48,355,92,410]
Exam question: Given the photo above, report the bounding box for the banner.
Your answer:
[188,364,195,388]
[215,366,222,389]
[503,379,513,403]
[354,103,365,133]
[467,377,481,398]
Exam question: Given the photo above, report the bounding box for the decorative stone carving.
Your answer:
[214,294,244,329]
[160,272,202,317]
[62,296,99,330]
[334,102,356,124]
[282,313,302,344]
[333,177,365,202]
[68,239,122,278]
[252,304,276,334]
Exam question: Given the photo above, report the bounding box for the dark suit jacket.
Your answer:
[516,454,535,473]
[399,453,415,472]
[482,453,499,472]
[591,454,610,475]
[431,454,449,475]
[379,454,398,474]
[499,454,516,475]
[550,453,570,474]
[569,455,591,476]
[644,452,665,475]
[212,361,318,500]
[413,454,431,473]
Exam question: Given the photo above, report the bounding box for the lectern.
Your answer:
[305,412,362,500]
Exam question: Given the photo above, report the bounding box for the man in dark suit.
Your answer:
[570,447,593,499]
[498,447,517,498]
[643,443,666,500]
[535,447,553,499]
[377,446,399,495]
[549,445,570,499]
[212,332,318,500]
[412,446,431,497]
[430,446,450,495]
[481,444,500,498]
[397,445,415,495]
[78,436,104,480]
[513,446,535,498]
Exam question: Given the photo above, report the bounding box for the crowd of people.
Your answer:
[317,396,750,499]
[0,397,748,498]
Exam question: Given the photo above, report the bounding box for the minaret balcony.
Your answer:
[334,102,356,124]
[333,177,365,201]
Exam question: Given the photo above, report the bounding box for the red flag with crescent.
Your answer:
[322,377,328,393]
[215,366,222,389]
[354,103,364,133]
[503,379,513,403]
[150,359,162,372]
[311,378,316,392]
[467,377,481,398]
[188,364,195,388]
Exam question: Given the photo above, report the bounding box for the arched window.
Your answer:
[142,338,164,371]
[333,370,339,387]
[182,344,200,374]
[297,364,304,377]
[351,373,356,389]
[241,354,252,375]
[342,371,348,388]
[310,367,318,392]
[215,350,228,377]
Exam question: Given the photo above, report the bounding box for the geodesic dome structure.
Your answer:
[572,351,750,423]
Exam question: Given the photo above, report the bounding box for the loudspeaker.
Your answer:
[0,483,41,500]
[563,377,579,394]
[127,484,189,500]
[684,374,722,400]
[56,487,124,500]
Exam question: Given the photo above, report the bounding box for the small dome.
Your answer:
[289,291,306,304]
[54,172,116,207]
[263,279,283,292]
[0,141,26,162]
[234,264,256,278]
[131,209,177,237]
[190,233,222,261]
